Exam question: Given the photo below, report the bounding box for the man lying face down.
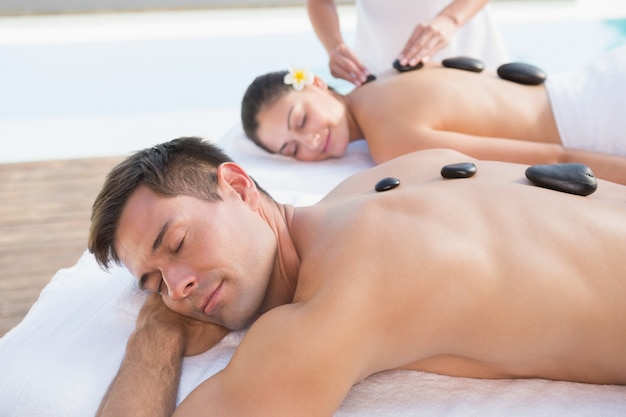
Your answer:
[89,136,626,417]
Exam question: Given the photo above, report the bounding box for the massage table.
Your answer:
[1,126,625,417]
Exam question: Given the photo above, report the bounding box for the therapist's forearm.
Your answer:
[307,0,345,53]
[96,328,184,417]
[437,0,490,28]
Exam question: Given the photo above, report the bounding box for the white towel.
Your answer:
[545,44,626,156]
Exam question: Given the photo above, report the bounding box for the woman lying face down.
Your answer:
[240,56,626,185]
[241,69,360,162]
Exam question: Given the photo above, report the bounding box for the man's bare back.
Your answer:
[176,149,626,416]
[288,149,626,388]
[93,139,626,417]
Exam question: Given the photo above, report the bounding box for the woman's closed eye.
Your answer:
[288,105,306,132]
[280,141,299,157]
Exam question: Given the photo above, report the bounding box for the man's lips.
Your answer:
[201,281,223,316]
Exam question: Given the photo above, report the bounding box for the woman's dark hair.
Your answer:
[241,71,291,152]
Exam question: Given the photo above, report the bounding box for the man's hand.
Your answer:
[137,293,231,356]
[328,43,370,86]
[96,295,231,417]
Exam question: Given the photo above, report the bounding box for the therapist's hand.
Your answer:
[328,42,370,86]
[397,14,457,67]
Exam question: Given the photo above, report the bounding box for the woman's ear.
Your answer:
[312,75,328,90]
[217,162,261,209]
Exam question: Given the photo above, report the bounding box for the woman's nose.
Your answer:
[163,267,197,300]
[300,131,321,151]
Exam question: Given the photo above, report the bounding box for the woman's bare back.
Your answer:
[347,65,561,163]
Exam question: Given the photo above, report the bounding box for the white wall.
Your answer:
[0,0,353,16]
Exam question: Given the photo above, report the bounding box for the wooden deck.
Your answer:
[0,155,124,337]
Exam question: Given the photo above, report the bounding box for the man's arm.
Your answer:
[173,301,373,417]
[96,294,230,417]
[368,127,626,186]
[96,324,184,417]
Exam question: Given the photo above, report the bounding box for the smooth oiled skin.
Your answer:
[105,149,626,417]
[256,63,626,185]
[349,66,561,162]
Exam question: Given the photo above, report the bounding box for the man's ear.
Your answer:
[312,75,328,90]
[216,162,261,208]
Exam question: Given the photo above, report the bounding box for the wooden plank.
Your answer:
[0,156,123,337]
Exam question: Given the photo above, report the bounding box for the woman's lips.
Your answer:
[322,129,331,153]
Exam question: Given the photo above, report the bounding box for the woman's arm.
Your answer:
[306,0,369,85]
[398,0,491,66]
[559,147,626,186]
[369,127,626,186]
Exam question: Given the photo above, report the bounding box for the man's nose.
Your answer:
[163,266,197,300]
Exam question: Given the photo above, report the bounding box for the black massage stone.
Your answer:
[393,59,424,72]
[363,74,377,84]
[441,162,477,179]
[497,62,547,85]
[525,163,597,196]
[442,56,485,73]
[375,177,401,192]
